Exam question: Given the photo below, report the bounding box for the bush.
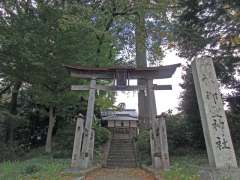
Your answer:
[94,126,110,148]
[166,113,192,154]
[0,142,27,162]
[53,119,75,158]
[23,164,40,174]
[135,130,151,165]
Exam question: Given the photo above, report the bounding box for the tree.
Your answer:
[0,1,117,151]
[179,65,205,149]
[173,0,240,149]
[226,72,240,149]
[0,0,41,144]
[173,0,239,82]
[28,2,115,152]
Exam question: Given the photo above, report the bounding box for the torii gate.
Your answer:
[65,64,180,170]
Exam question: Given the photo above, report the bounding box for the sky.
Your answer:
[115,50,187,115]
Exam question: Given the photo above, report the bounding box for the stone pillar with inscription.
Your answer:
[192,57,240,180]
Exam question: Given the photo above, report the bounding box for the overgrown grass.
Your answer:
[163,152,208,180]
[0,149,209,180]
[0,155,72,180]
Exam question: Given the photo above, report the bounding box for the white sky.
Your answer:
[115,50,187,115]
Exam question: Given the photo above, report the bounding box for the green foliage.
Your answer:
[0,143,23,162]
[0,156,70,180]
[179,66,205,150]
[173,0,240,152]
[53,120,75,158]
[135,130,151,165]
[163,153,207,180]
[228,112,240,152]
[173,0,239,74]
[0,150,209,180]
[94,121,111,148]
[23,164,41,174]
[0,141,33,162]
[166,113,192,154]
[0,0,177,155]
[94,148,103,162]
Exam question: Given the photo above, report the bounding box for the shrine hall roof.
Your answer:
[101,109,138,121]
[102,115,138,121]
[64,64,181,79]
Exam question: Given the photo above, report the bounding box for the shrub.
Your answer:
[166,113,192,154]
[135,130,151,165]
[53,120,75,158]
[23,164,40,174]
[0,142,27,162]
[94,126,111,148]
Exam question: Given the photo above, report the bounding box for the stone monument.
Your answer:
[192,57,240,180]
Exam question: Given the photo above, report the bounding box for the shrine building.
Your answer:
[101,109,138,137]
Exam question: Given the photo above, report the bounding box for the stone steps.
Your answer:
[106,162,136,168]
[106,137,136,168]
[108,152,135,156]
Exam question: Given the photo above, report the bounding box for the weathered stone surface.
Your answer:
[89,129,95,164]
[192,57,237,169]
[106,137,136,168]
[80,79,96,169]
[150,115,170,170]
[71,114,84,168]
[156,115,170,170]
[148,80,162,170]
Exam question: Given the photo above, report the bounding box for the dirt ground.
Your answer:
[85,168,158,180]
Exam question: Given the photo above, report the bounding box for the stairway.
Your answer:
[107,136,136,168]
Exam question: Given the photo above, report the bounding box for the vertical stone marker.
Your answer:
[71,114,84,168]
[156,114,170,170]
[192,57,240,179]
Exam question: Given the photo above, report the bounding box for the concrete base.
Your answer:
[200,167,240,180]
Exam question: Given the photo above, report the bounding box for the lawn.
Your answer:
[162,152,208,180]
[0,152,208,180]
[0,156,73,180]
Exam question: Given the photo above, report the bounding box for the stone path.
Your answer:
[85,168,157,180]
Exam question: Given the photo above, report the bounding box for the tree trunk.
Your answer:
[45,105,56,153]
[5,80,22,144]
[136,10,150,129]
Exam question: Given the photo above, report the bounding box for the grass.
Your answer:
[0,149,209,180]
[162,152,208,180]
[0,155,73,180]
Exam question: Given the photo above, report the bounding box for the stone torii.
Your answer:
[65,64,180,170]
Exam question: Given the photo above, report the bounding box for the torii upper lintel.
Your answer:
[64,63,181,80]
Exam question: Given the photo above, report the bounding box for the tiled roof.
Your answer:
[101,109,138,121]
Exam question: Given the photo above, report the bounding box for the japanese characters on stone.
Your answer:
[199,61,231,152]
